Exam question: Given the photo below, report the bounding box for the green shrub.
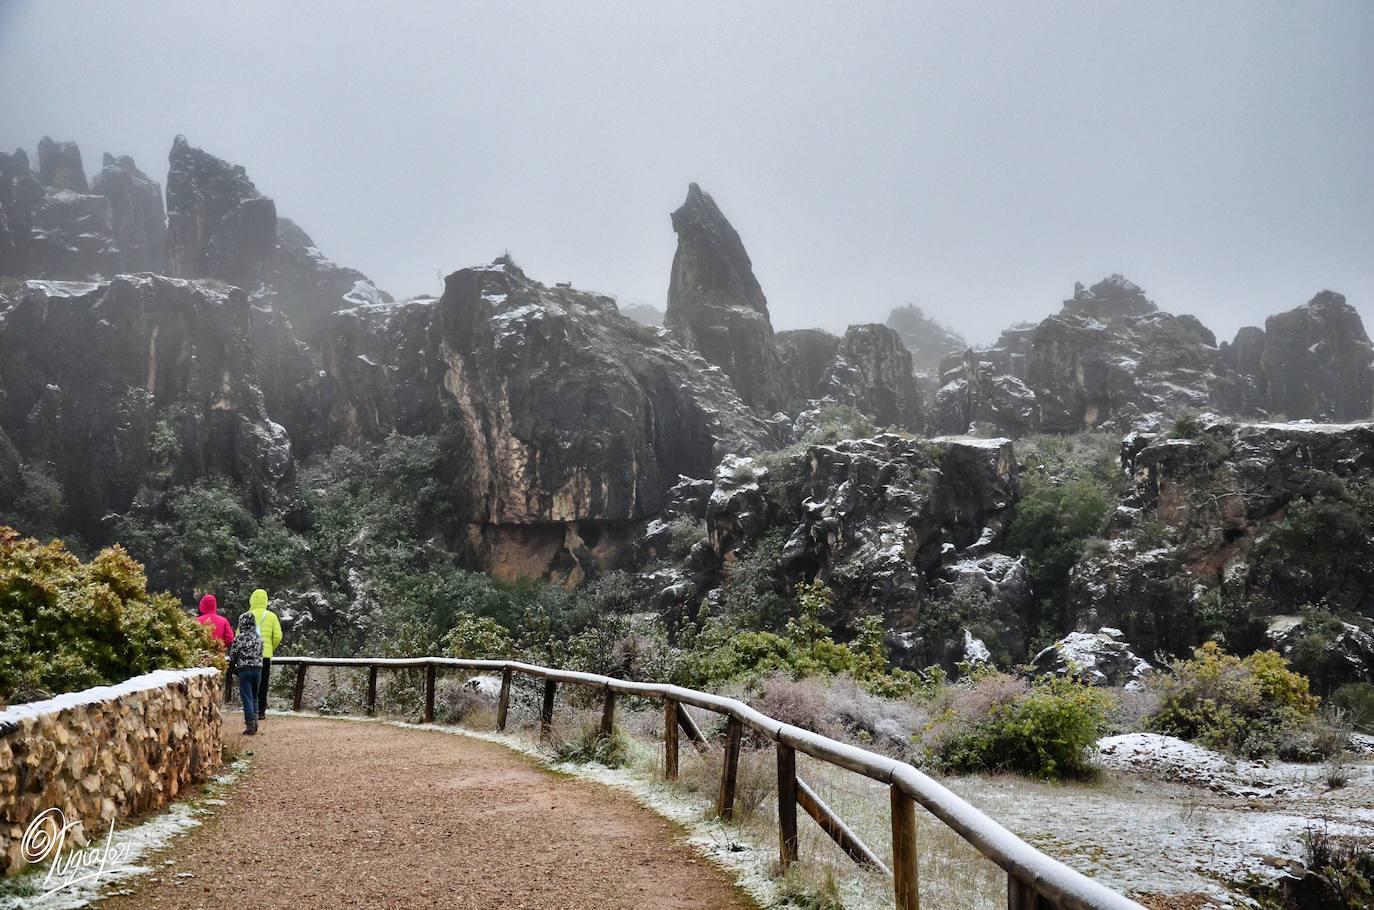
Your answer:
[929,673,1111,779]
[0,526,220,703]
[1332,683,1374,733]
[1146,642,1320,757]
[1006,475,1110,599]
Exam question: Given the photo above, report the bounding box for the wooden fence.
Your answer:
[265,656,1144,910]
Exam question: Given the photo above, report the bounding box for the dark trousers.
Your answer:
[238,669,261,728]
[255,657,272,717]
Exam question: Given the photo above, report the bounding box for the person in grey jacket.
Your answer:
[226,612,263,735]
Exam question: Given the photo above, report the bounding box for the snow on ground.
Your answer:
[1095,733,1303,798]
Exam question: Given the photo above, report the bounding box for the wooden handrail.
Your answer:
[268,655,1144,910]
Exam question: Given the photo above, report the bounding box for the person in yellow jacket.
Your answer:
[248,589,283,723]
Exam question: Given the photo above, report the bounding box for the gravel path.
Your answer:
[96,715,754,910]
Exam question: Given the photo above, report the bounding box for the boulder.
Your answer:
[1031,627,1152,687]
[665,183,783,411]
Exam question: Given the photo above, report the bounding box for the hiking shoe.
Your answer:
[243,726,257,736]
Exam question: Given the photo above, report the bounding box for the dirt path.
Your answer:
[96,715,754,910]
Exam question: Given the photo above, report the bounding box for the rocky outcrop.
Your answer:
[1,141,164,279]
[0,275,294,537]
[665,183,783,411]
[933,276,1373,436]
[1258,292,1374,421]
[1032,627,1152,687]
[819,324,922,431]
[885,304,966,372]
[35,137,88,193]
[91,154,167,273]
[1023,276,1224,431]
[0,668,222,876]
[1071,416,1374,656]
[779,434,1019,659]
[0,149,45,276]
[166,135,277,290]
[166,137,385,338]
[776,328,840,408]
[932,349,1039,437]
[326,257,772,583]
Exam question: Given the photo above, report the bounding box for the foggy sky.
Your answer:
[1,1,1371,345]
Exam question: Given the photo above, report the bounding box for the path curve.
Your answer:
[96,715,753,910]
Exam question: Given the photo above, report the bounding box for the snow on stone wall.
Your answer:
[0,668,223,876]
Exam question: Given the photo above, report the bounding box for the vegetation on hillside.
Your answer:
[0,526,221,705]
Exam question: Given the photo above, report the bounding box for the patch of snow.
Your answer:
[0,669,219,726]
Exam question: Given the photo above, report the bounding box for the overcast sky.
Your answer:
[2,1,1371,344]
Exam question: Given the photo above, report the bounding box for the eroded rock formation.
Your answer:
[0,275,294,537]
[665,183,783,411]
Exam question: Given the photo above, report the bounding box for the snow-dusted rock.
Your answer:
[1094,732,1297,798]
[1032,627,1151,687]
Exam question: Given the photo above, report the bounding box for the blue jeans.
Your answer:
[238,669,261,728]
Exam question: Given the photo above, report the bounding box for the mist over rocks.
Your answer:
[0,129,1371,683]
[885,303,966,372]
[166,135,389,339]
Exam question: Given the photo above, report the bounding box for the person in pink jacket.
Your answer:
[196,594,234,649]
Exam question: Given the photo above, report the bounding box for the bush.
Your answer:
[926,673,1111,779]
[1006,475,1111,602]
[0,526,220,704]
[1146,642,1320,757]
[1332,683,1374,733]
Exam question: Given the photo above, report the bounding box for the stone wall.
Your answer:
[0,667,223,875]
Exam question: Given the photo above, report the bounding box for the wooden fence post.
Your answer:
[1006,876,1043,910]
[891,785,919,910]
[777,742,799,867]
[539,678,556,739]
[599,688,616,739]
[423,664,436,724]
[291,663,306,712]
[717,716,743,820]
[663,697,680,779]
[365,666,378,716]
[496,668,513,731]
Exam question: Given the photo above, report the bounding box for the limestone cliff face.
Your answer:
[665,183,783,411]
[91,153,167,273]
[1071,416,1374,657]
[0,275,293,537]
[325,258,773,583]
